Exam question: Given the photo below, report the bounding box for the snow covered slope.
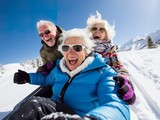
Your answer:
[118,47,160,120]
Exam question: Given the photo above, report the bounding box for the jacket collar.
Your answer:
[59,53,106,77]
[60,55,94,77]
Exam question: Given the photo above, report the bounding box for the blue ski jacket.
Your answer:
[29,53,130,120]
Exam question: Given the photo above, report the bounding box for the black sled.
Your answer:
[2,86,52,120]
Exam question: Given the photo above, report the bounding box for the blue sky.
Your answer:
[0,0,160,64]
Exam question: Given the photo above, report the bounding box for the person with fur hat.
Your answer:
[86,11,136,105]
[10,29,130,120]
[36,20,63,73]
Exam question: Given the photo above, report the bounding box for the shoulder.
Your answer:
[100,64,116,76]
[40,46,45,55]
[93,53,116,75]
[40,46,44,52]
[56,26,64,33]
[93,53,109,65]
[40,46,47,55]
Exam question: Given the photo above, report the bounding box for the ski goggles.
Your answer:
[90,27,106,33]
[62,44,86,52]
[39,29,52,37]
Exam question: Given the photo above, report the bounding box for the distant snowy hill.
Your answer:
[120,29,160,51]
[0,57,43,77]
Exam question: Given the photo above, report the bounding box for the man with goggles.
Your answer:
[36,20,63,73]
[31,20,64,98]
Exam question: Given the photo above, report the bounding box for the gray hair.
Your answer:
[86,11,116,41]
[58,28,95,54]
[36,20,56,33]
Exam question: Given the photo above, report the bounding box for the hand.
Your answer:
[113,75,136,105]
[14,70,30,84]
[40,62,55,75]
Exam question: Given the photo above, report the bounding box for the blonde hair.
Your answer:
[58,28,95,54]
[36,20,56,33]
[86,11,116,41]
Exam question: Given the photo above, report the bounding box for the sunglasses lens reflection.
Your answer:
[73,45,82,52]
[99,28,105,32]
[91,27,97,31]
[39,30,51,37]
[62,45,69,51]
[91,27,106,33]
[44,30,51,34]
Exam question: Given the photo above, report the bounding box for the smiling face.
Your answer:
[90,23,107,40]
[62,37,88,71]
[38,24,57,47]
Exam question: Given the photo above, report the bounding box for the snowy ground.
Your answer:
[0,64,39,119]
[0,47,160,120]
[118,47,160,120]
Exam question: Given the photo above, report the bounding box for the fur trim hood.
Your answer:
[59,55,94,77]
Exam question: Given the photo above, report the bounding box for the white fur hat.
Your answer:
[86,11,116,41]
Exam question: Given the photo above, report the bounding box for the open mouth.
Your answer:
[93,36,100,39]
[68,58,78,65]
[46,38,52,42]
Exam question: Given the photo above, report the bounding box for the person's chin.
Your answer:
[68,65,77,71]
[47,42,55,47]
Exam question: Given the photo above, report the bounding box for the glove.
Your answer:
[113,75,136,105]
[40,61,55,75]
[41,112,98,120]
[14,70,30,84]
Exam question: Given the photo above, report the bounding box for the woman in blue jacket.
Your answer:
[11,28,130,120]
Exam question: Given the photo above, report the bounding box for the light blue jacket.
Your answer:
[30,53,130,120]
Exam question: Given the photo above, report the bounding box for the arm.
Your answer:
[36,61,56,75]
[29,71,54,86]
[13,69,55,86]
[108,48,136,105]
[86,67,130,120]
[107,52,128,75]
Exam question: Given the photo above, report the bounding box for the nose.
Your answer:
[95,29,101,33]
[42,34,49,40]
[68,47,75,54]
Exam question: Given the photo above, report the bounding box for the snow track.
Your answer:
[119,49,160,120]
